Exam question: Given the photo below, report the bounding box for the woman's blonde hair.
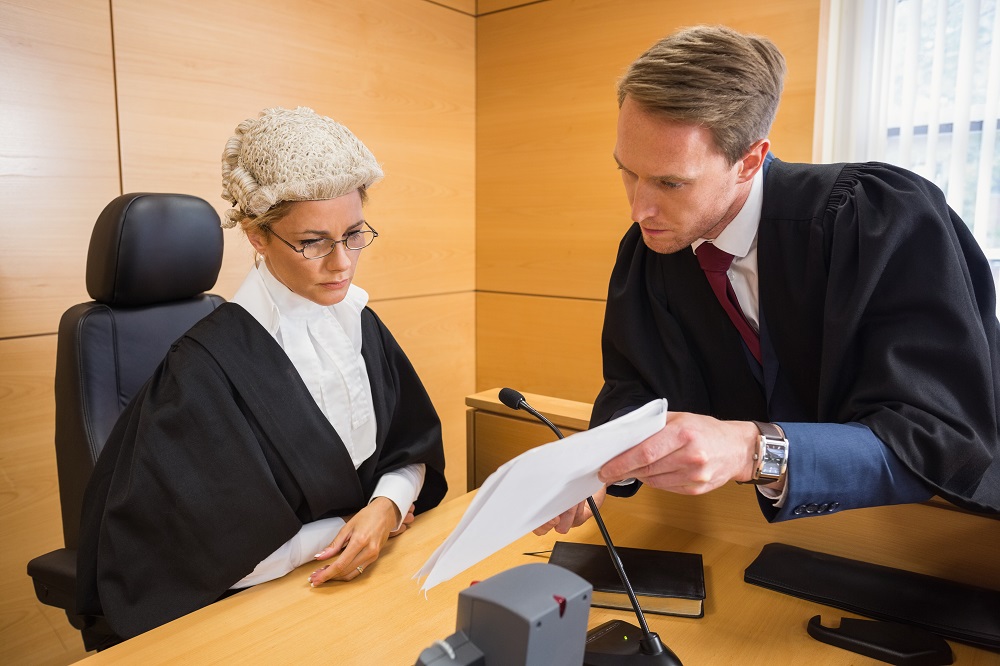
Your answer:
[236,187,369,237]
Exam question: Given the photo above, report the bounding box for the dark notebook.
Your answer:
[548,541,705,618]
[745,542,1000,650]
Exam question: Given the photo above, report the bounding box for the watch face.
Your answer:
[761,442,787,476]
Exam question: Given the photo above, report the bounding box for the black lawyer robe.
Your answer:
[593,159,1000,514]
[76,303,447,639]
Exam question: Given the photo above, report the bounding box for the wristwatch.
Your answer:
[740,421,789,485]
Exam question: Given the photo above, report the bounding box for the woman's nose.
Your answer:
[324,242,352,270]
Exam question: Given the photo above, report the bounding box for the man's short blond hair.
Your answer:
[617,25,786,165]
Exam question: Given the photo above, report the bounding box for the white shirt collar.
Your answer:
[691,167,764,258]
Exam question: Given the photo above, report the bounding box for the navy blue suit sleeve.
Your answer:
[756,422,933,522]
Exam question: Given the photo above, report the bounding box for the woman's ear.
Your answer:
[246,227,268,254]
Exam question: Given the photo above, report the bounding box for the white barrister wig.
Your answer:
[220,106,383,228]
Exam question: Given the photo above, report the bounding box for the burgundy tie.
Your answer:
[696,242,762,364]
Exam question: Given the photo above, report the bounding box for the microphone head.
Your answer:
[498,387,525,411]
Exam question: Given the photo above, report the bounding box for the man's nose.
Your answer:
[630,180,657,223]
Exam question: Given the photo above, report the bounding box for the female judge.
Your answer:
[77,106,447,642]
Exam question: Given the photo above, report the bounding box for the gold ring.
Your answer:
[356,566,364,574]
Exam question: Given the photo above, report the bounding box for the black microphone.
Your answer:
[499,388,682,666]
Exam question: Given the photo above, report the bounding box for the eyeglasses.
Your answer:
[266,223,379,259]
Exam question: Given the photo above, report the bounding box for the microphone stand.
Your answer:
[498,389,682,666]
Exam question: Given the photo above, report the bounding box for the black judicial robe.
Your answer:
[593,159,1000,514]
[76,303,447,639]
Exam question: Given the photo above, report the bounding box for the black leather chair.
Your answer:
[26,193,225,650]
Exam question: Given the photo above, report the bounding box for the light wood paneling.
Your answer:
[477,0,548,14]
[0,336,89,665]
[466,388,592,489]
[427,0,476,15]
[468,412,584,487]
[476,292,605,403]
[371,293,476,501]
[0,1,121,338]
[466,388,593,430]
[112,0,475,303]
[2,2,475,663]
[476,0,822,298]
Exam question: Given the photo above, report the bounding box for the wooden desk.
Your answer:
[79,490,999,665]
[80,392,1000,664]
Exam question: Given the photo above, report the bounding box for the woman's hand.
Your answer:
[390,503,415,537]
[533,486,607,535]
[308,497,401,586]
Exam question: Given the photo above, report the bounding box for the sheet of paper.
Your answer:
[415,398,667,592]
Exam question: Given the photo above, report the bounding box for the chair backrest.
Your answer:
[55,193,226,549]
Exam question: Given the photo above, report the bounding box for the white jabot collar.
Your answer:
[230,261,376,464]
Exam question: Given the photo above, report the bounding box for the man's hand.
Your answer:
[531,413,767,537]
[599,412,762,493]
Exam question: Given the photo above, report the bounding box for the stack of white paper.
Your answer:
[415,398,668,592]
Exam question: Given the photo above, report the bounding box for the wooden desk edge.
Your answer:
[465,388,592,430]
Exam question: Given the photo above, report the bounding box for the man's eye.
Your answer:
[659,180,682,189]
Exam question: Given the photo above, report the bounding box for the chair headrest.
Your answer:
[87,193,224,306]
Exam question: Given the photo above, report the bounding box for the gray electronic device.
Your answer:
[416,563,592,666]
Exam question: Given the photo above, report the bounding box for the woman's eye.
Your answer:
[300,238,324,247]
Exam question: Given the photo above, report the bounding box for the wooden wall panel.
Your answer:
[370,293,476,501]
[112,0,475,303]
[477,0,547,14]
[2,2,475,663]
[476,292,604,403]
[0,0,121,338]
[0,336,89,665]
[0,1,118,662]
[469,411,584,487]
[476,0,822,298]
[430,0,476,15]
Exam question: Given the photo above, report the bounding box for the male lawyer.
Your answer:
[540,25,1000,532]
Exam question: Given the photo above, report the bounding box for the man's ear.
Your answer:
[737,139,770,183]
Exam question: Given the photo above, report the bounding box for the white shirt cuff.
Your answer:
[370,463,425,530]
[757,477,788,507]
[231,516,346,589]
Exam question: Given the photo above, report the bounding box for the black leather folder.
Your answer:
[744,542,1000,651]
[549,541,705,618]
